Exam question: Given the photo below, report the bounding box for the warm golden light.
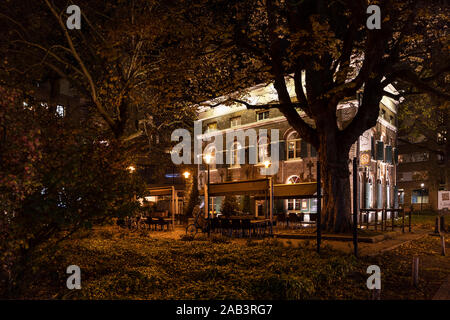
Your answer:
[204,153,212,164]
[263,160,271,168]
[183,171,191,179]
[127,165,136,173]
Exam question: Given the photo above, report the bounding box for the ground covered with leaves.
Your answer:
[17,226,450,300]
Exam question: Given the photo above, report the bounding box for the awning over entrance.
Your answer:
[254,182,317,200]
[147,187,173,196]
[146,186,185,227]
[207,178,270,197]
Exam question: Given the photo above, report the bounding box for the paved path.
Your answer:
[277,229,429,256]
[433,275,450,300]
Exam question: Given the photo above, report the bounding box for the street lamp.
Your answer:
[204,153,212,236]
[420,183,425,214]
[183,171,191,179]
[263,160,273,234]
[127,165,136,173]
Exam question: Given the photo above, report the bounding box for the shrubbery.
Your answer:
[16,227,367,300]
[0,90,145,297]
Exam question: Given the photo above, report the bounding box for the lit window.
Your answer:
[286,132,301,159]
[257,111,269,121]
[206,122,217,132]
[230,116,241,127]
[204,146,216,170]
[258,136,270,162]
[286,176,302,211]
[56,105,65,117]
[398,152,429,163]
[230,142,242,168]
[412,189,428,204]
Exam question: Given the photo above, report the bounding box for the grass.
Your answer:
[14,225,450,300]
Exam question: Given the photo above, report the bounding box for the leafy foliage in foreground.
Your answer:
[20,228,365,300]
[0,89,146,297]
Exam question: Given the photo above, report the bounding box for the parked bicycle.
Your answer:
[185,205,209,237]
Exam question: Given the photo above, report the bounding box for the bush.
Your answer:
[0,91,146,298]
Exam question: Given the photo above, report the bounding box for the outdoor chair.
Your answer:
[144,217,157,230]
[157,217,170,231]
[277,213,286,228]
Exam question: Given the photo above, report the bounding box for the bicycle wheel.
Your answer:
[186,224,197,236]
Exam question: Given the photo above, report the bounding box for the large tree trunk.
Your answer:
[319,132,352,233]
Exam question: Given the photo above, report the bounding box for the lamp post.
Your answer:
[204,153,212,236]
[182,171,191,225]
[264,160,273,234]
[420,183,425,214]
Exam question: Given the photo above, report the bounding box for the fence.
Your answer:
[359,207,412,232]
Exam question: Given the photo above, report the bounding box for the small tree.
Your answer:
[221,195,240,218]
[0,90,145,297]
[241,195,251,214]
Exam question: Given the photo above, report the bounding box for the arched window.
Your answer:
[258,136,270,162]
[231,142,241,168]
[204,145,216,170]
[286,131,301,159]
[286,175,302,211]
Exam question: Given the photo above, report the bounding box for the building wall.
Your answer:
[196,87,398,216]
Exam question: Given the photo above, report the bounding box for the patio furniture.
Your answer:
[157,217,170,231]
[145,217,159,230]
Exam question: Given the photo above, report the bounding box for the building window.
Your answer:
[204,146,216,170]
[412,189,429,204]
[257,111,269,121]
[206,122,217,132]
[286,131,301,159]
[286,176,302,211]
[56,105,65,117]
[230,142,241,168]
[399,171,428,182]
[230,116,241,127]
[389,115,394,124]
[258,136,270,162]
[398,152,429,163]
[398,190,404,205]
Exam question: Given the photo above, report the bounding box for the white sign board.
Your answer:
[360,129,372,152]
[438,191,450,210]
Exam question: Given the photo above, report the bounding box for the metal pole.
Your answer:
[353,157,358,257]
[207,164,210,237]
[420,188,423,214]
[317,161,321,254]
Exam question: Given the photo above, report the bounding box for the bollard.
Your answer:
[412,257,419,287]
[435,216,441,234]
[441,235,446,256]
